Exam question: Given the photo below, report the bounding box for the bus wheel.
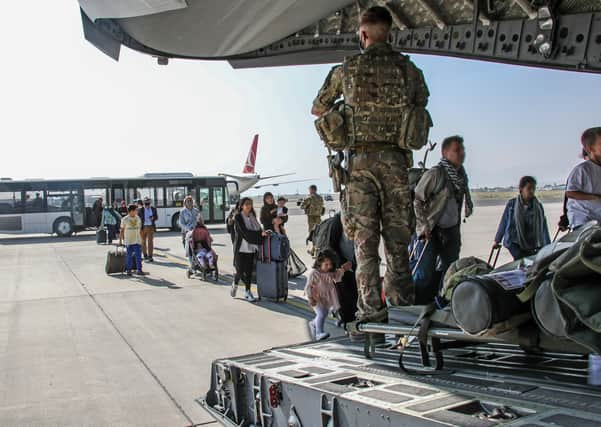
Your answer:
[171,213,181,232]
[54,217,74,237]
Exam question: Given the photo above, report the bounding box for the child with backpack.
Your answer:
[305,252,352,341]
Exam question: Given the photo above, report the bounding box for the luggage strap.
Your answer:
[396,304,465,375]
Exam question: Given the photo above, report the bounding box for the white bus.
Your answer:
[0,173,231,236]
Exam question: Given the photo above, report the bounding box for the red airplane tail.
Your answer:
[242,134,258,174]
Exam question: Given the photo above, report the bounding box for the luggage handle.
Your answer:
[488,245,501,269]
[262,233,272,264]
[411,240,430,277]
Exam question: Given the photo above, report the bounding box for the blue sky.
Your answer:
[1,2,599,195]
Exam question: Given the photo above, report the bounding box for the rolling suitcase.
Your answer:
[105,245,127,274]
[96,228,107,244]
[256,260,288,301]
[256,237,288,301]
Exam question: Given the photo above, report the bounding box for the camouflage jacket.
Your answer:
[301,194,324,216]
[312,42,429,145]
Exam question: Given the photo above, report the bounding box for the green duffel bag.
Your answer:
[440,257,492,303]
[532,226,601,354]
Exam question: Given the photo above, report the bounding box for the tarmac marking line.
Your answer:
[53,247,196,427]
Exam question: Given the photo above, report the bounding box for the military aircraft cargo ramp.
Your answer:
[200,335,601,426]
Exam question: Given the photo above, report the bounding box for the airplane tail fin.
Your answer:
[242,134,258,174]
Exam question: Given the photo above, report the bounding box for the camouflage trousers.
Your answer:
[343,149,415,322]
[307,215,322,234]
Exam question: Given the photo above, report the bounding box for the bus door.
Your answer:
[111,186,125,209]
[83,187,108,227]
[210,187,226,223]
[197,187,210,222]
[71,189,84,226]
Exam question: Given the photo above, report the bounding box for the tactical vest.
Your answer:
[342,52,408,145]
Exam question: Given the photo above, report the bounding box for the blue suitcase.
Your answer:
[257,237,288,301]
[256,260,288,302]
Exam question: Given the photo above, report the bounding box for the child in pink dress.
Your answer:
[305,252,352,341]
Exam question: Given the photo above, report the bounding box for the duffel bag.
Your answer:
[533,278,572,339]
[452,270,530,335]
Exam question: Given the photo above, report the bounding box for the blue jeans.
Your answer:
[126,244,142,272]
[411,225,461,304]
[106,224,117,243]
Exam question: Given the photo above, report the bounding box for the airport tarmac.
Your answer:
[0,201,563,426]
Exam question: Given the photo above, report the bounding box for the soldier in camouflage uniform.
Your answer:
[300,185,324,234]
[311,6,430,323]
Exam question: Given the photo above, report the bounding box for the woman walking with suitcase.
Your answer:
[231,197,266,302]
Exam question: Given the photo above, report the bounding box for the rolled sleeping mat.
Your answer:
[451,277,530,335]
[532,279,571,338]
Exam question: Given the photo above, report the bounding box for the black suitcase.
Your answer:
[96,228,107,244]
[256,260,288,301]
[105,246,127,274]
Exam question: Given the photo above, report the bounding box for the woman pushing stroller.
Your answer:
[186,215,217,278]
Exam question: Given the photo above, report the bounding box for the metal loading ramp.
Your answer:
[200,336,601,426]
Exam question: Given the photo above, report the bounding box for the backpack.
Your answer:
[310,213,344,261]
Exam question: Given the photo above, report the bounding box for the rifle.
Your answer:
[327,148,348,193]
[417,140,437,170]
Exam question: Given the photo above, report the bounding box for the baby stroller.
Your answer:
[185,231,219,282]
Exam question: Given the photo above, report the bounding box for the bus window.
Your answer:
[198,187,210,219]
[24,191,46,213]
[135,188,154,203]
[0,192,20,214]
[167,186,186,207]
[47,192,72,212]
[155,187,165,207]
[226,182,239,205]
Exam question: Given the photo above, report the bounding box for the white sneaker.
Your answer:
[316,332,330,341]
[230,281,238,298]
[244,290,257,302]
